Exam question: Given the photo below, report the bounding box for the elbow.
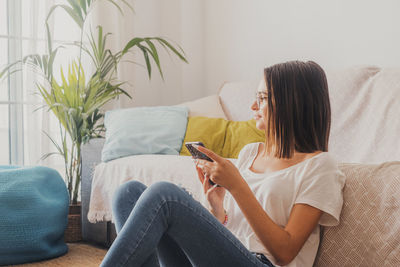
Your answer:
[261,231,301,265]
[275,256,294,266]
[273,249,297,266]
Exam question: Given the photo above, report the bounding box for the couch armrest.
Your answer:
[81,138,109,245]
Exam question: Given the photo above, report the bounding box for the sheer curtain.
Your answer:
[5,0,82,177]
[0,0,60,169]
[23,0,60,171]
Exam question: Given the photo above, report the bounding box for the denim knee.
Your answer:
[147,181,181,195]
[140,181,186,204]
[112,180,147,212]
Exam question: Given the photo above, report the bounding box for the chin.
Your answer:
[255,120,265,131]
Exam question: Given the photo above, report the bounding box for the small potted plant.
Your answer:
[1,0,187,242]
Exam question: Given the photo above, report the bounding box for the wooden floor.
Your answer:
[9,243,108,267]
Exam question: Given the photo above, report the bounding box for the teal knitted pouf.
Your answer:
[0,166,69,265]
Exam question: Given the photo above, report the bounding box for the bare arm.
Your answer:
[230,182,322,265]
[194,145,323,266]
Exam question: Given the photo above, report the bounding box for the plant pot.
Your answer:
[64,203,82,243]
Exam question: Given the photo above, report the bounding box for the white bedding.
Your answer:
[88,154,235,223]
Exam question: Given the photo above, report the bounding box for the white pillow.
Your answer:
[177,94,227,119]
[218,82,256,121]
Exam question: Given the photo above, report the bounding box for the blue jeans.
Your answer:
[100,181,275,267]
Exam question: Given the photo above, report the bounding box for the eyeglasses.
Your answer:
[255,92,268,108]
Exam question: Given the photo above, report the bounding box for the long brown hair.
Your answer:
[263,60,331,158]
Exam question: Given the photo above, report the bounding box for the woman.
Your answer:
[100,60,345,267]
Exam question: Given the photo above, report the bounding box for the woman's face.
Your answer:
[251,78,269,130]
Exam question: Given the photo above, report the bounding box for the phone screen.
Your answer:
[185,142,217,186]
[185,142,213,162]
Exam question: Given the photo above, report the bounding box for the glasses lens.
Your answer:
[256,92,268,108]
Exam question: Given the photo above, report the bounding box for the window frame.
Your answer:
[6,0,24,165]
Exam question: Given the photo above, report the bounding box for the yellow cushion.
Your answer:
[180,117,228,157]
[223,120,265,158]
[180,117,265,158]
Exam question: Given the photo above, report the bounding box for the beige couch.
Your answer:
[82,66,400,266]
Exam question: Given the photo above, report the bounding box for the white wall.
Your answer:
[204,0,400,94]
[92,0,205,109]
[96,0,400,107]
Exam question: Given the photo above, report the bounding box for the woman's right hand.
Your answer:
[194,160,226,223]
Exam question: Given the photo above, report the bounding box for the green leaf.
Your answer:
[154,37,188,63]
[46,4,60,23]
[45,23,52,56]
[105,0,123,14]
[97,26,104,57]
[138,45,151,79]
[60,4,84,28]
[42,131,63,155]
[40,152,62,161]
[42,55,48,75]
[122,37,143,54]
[0,61,21,80]
[47,48,59,80]
[120,0,134,12]
[79,0,87,14]
[144,38,163,79]
[67,0,84,20]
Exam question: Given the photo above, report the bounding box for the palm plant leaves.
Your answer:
[0,47,60,83]
[46,0,133,29]
[1,0,187,204]
[46,3,84,29]
[39,61,130,144]
[120,36,187,80]
[41,131,64,160]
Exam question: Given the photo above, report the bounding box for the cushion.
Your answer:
[218,81,256,121]
[102,106,189,162]
[0,166,69,265]
[180,117,228,157]
[179,117,264,158]
[223,120,265,158]
[176,94,227,119]
[314,161,400,267]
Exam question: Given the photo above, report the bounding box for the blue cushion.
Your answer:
[102,106,189,162]
[0,166,69,265]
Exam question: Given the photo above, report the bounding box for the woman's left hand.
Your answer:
[194,145,246,193]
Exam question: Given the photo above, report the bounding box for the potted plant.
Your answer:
[1,0,187,242]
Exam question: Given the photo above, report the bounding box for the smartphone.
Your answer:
[185,142,218,186]
[185,142,213,162]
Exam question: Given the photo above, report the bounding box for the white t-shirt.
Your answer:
[224,143,345,267]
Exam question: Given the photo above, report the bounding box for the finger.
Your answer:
[195,166,205,184]
[193,145,222,163]
[195,160,210,185]
[209,176,218,187]
[202,174,211,193]
[205,181,219,196]
[208,183,219,193]
[196,159,213,171]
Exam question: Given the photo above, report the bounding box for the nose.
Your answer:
[251,100,258,111]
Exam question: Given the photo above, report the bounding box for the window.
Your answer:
[0,0,82,170]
